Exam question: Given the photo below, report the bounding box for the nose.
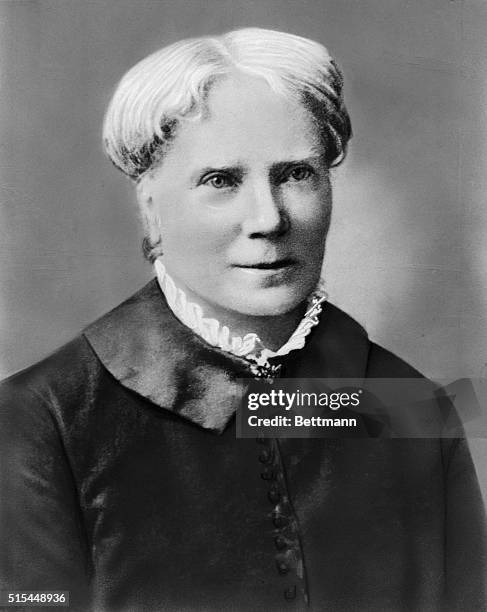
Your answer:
[241,179,289,238]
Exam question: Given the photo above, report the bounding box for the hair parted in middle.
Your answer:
[103,27,352,182]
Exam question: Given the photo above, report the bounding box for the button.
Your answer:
[258,449,272,463]
[268,486,280,504]
[261,467,275,480]
[274,535,287,550]
[277,561,290,575]
[273,514,288,528]
[284,585,297,601]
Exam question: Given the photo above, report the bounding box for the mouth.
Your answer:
[235,258,296,271]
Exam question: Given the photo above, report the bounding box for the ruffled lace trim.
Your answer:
[154,259,326,373]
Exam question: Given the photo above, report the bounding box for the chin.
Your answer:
[226,286,312,318]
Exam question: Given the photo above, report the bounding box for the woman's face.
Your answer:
[138,72,332,318]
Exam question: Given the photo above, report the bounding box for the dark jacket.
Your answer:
[1,279,486,611]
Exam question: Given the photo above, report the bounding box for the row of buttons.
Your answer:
[257,436,302,603]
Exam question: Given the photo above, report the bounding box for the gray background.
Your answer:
[1,0,486,498]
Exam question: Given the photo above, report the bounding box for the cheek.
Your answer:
[157,201,235,265]
[290,185,332,239]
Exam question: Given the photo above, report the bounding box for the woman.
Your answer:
[1,28,485,611]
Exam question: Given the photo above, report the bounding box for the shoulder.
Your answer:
[366,342,424,379]
[0,280,162,406]
[0,334,100,405]
[0,335,103,444]
[320,301,424,379]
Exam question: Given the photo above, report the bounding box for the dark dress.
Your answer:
[1,279,486,611]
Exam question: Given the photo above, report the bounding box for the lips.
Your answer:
[235,258,296,270]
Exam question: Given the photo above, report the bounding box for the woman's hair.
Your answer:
[103,27,352,182]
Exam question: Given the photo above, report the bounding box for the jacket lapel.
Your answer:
[83,279,371,432]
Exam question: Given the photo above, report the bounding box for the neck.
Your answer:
[154,259,328,367]
[173,278,306,351]
[188,299,307,352]
[155,259,310,351]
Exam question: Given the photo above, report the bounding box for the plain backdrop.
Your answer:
[1,0,486,497]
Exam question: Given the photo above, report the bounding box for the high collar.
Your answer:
[83,279,371,433]
[153,258,328,370]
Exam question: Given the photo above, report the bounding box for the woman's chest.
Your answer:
[69,407,446,611]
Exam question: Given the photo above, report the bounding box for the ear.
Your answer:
[136,179,161,242]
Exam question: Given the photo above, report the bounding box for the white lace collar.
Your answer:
[154,259,326,375]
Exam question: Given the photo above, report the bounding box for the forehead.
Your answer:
[165,72,321,168]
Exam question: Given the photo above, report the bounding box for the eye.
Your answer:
[201,172,237,189]
[285,165,314,183]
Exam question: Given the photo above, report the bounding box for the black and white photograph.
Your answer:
[0,1,486,610]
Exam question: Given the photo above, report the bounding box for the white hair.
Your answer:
[103,27,352,181]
